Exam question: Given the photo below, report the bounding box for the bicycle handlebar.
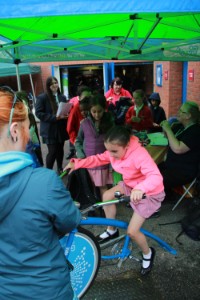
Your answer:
[59,170,146,215]
[59,169,70,179]
[81,194,146,215]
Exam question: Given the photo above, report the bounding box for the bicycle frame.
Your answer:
[59,188,177,258]
[60,197,177,298]
[59,173,178,298]
[80,217,177,256]
[60,228,78,258]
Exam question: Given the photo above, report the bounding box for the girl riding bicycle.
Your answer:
[65,125,165,276]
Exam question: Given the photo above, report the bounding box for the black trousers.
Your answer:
[158,162,196,193]
[46,142,64,170]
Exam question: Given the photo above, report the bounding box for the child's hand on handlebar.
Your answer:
[63,161,75,174]
[130,189,145,205]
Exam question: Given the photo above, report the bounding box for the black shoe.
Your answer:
[140,247,156,276]
[96,229,119,244]
[66,151,75,160]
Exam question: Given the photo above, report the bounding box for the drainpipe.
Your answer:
[182,62,188,103]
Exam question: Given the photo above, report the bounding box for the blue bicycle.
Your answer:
[59,193,177,299]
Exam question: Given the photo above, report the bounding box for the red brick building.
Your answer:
[1,60,200,119]
[154,61,200,118]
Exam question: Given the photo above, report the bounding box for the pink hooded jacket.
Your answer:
[71,136,164,195]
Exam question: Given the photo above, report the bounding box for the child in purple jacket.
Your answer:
[75,94,114,199]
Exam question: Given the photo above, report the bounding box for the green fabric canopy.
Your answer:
[0,63,41,77]
[0,1,200,63]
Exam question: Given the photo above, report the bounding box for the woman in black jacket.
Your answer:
[36,76,68,173]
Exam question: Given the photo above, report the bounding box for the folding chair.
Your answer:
[172,178,197,211]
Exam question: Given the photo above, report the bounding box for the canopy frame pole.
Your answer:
[14,48,21,90]
[15,64,21,90]
[115,21,134,59]
[138,14,162,51]
[29,73,36,107]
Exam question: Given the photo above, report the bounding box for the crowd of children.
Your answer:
[3,75,200,281]
[36,77,169,275]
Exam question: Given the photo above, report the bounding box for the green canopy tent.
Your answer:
[0,0,200,63]
[0,63,41,77]
[0,63,41,104]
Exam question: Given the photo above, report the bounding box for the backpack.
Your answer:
[66,168,99,209]
[108,97,132,125]
[26,141,43,168]
[160,197,200,244]
[179,208,200,242]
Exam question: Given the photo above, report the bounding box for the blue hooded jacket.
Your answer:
[0,152,81,300]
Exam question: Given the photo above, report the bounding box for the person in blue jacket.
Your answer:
[0,86,81,299]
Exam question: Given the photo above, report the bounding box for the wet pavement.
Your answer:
[79,199,200,300]
[41,138,200,300]
[84,204,200,300]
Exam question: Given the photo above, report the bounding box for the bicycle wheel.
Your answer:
[60,226,101,299]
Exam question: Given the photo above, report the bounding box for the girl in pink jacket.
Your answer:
[64,125,165,276]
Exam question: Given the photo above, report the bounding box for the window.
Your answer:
[156,64,162,87]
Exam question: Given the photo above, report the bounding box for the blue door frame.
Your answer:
[103,62,115,92]
[182,62,188,103]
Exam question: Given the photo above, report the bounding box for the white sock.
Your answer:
[142,248,152,268]
[100,229,117,239]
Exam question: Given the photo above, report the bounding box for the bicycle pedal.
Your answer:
[129,255,142,263]
[100,234,125,250]
[117,258,126,268]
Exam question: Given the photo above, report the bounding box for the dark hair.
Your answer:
[46,76,61,95]
[77,85,91,97]
[89,94,114,134]
[79,96,90,110]
[89,94,107,110]
[111,77,123,88]
[16,90,30,108]
[133,89,145,99]
[16,90,36,129]
[104,125,132,147]
[45,76,61,114]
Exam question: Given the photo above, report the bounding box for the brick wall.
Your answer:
[153,61,200,119]
[153,61,183,118]
[187,62,200,102]
[0,73,41,95]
